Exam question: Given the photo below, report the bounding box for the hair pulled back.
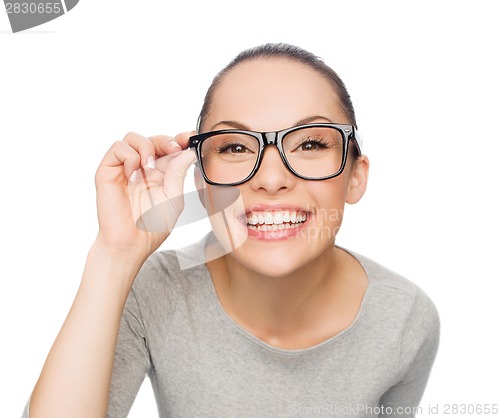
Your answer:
[197,43,357,133]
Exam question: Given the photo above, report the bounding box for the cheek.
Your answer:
[203,184,248,252]
[307,178,348,211]
[306,180,347,240]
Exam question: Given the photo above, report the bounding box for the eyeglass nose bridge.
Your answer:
[255,131,285,173]
[262,131,277,145]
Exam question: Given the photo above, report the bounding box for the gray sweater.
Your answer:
[22,238,440,417]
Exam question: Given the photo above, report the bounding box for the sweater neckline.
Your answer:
[199,246,374,356]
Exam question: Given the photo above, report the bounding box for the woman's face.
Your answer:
[202,58,368,277]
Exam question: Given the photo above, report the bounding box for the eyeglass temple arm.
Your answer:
[353,127,363,154]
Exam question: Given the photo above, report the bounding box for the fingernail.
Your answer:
[147,155,155,169]
[170,140,181,148]
[130,169,138,182]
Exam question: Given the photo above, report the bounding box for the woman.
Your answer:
[23,43,439,418]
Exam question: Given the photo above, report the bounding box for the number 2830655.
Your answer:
[5,3,62,14]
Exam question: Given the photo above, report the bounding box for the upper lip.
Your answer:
[244,204,310,214]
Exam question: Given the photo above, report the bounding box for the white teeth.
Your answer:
[245,210,308,227]
[274,212,283,224]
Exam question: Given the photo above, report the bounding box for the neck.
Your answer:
[207,243,348,343]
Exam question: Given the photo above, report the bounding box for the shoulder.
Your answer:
[123,248,200,327]
[352,250,439,327]
[132,249,182,299]
[350,250,440,370]
[131,248,208,303]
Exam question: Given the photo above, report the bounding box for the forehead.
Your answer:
[207,58,345,131]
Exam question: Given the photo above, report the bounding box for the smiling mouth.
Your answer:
[243,210,309,231]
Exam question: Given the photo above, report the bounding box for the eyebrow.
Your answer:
[209,115,334,132]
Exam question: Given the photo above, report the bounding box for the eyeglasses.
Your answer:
[189,123,362,186]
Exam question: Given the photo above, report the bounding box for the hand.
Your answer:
[94,131,197,259]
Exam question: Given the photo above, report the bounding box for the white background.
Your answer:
[1,1,499,416]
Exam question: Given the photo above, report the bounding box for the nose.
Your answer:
[249,145,296,193]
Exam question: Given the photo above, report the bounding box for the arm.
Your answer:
[28,243,146,418]
[107,284,152,417]
[23,252,154,418]
[379,289,440,417]
[23,132,196,418]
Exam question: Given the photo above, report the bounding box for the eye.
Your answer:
[217,143,252,154]
[298,139,329,151]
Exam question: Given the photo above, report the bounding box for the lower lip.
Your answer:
[243,217,310,241]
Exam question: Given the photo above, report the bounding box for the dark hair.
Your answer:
[197,43,357,132]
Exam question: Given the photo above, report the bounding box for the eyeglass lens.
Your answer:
[200,126,345,184]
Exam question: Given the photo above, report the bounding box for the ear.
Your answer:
[194,165,207,209]
[346,155,369,204]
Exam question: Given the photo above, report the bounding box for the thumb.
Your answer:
[162,148,198,199]
[136,148,197,234]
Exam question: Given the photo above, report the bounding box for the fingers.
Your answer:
[122,132,157,170]
[174,131,196,149]
[148,130,196,154]
[97,131,198,183]
[98,131,155,181]
[97,139,142,181]
[162,148,198,199]
[147,135,182,158]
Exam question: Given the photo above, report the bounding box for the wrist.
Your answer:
[84,238,149,297]
[92,233,151,264]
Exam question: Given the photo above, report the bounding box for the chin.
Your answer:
[228,242,315,278]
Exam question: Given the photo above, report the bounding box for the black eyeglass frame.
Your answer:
[189,123,362,186]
